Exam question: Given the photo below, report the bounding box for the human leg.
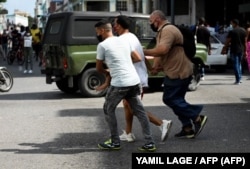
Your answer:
[98,86,132,150]
[162,76,205,138]
[125,85,155,145]
[28,47,33,73]
[23,48,28,73]
[119,99,136,142]
[231,53,243,84]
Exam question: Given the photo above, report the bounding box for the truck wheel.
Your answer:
[188,64,201,91]
[78,68,106,97]
[56,77,79,94]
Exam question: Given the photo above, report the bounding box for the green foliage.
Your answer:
[0,0,7,3]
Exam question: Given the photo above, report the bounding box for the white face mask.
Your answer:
[229,24,233,28]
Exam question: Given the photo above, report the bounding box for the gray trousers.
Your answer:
[103,84,154,144]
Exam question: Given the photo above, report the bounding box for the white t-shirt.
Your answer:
[23,35,32,47]
[96,36,140,87]
[119,32,148,87]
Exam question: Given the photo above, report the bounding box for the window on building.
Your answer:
[116,0,127,11]
[133,0,142,13]
[87,1,109,11]
[167,0,189,15]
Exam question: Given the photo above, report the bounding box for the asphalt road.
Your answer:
[0,60,250,169]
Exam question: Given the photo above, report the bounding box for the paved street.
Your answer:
[0,60,250,169]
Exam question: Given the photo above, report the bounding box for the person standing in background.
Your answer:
[23,27,33,74]
[245,21,250,77]
[1,30,8,61]
[222,19,247,84]
[196,17,211,81]
[30,23,43,66]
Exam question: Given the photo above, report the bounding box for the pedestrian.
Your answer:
[95,19,156,151]
[96,15,172,142]
[0,33,5,61]
[1,29,8,61]
[23,27,33,74]
[143,10,207,139]
[245,21,250,76]
[30,23,43,66]
[196,17,211,81]
[222,19,247,84]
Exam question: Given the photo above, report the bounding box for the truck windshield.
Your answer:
[133,18,156,39]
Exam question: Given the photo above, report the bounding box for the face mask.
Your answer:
[96,35,103,42]
[150,23,158,32]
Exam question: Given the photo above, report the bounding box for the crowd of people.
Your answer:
[94,10,250,152]
[0,23,43,73]
[95,10,208,152]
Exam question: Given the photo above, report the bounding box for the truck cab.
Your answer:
[41,11,207,97]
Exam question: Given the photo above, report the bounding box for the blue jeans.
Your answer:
[103,84,154,144]
[162,76,203,129]
[230,53,243,83]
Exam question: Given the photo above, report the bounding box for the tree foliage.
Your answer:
[0,0,7,3]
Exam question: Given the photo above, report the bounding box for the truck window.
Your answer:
[73,19,99,37]
[49,21,61,34]
[134,18,156,39]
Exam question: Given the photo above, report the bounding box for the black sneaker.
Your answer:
[138,142,156,152]
[98,139,121,150]
[175,129,195,139]
[194,115,208,137]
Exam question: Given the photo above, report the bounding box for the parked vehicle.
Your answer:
[41,11,208,97]
[0,66,13,92]
[205,34,228,72]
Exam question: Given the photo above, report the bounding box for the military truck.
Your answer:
[41,11,207,97]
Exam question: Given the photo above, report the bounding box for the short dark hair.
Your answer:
[198,17,206,25]
[116,15,130,29]
[231,19,239,25]
[95,19,112,29]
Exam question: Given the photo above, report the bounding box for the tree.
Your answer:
[0,0,7,2]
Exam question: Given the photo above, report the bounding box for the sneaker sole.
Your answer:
[161,121,172,142]
[98,144,121,150]
[195,116,208,137]
[175,134,195,139]
[138,147,157,152]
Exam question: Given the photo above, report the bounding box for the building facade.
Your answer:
[35,0,250,29]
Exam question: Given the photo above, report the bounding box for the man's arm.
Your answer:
[96,59,109,75]
[143,43,169,57]
[131,50,142,63]
[221,37,231,54]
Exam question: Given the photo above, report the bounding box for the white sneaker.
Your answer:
[119,130,136,142]
[201,76,205,81]
[28,70,33,74]
[23,70,27,74]
[159,120,172,141]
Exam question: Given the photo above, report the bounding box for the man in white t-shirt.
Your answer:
[95,20,156,152]
[113,15,172,142]
[23,27,33,74]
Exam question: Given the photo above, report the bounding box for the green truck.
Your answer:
[41,11,207,97]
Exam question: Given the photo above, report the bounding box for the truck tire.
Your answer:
[56,77,79,94]
[78,68,106,97]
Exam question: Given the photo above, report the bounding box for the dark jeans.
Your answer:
[24,47,33,70]
[103,84,154,144]
[230,52,243,83]
[162,76,203,129]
